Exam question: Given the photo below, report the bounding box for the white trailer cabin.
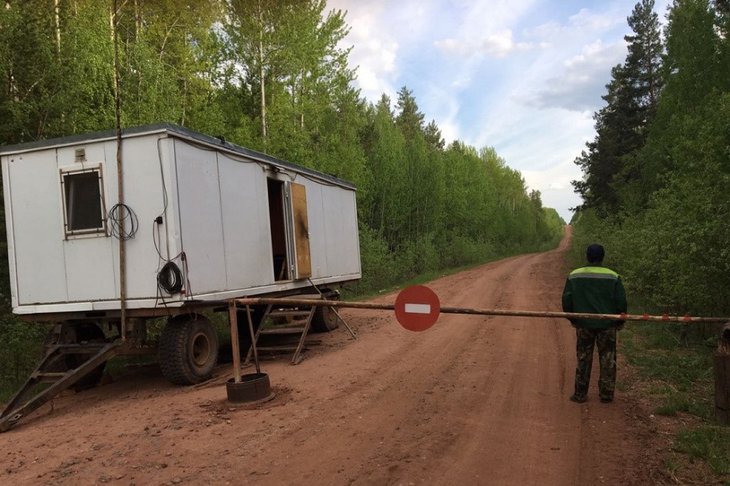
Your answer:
[0,123,361,385]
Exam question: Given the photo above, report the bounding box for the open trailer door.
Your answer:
[286,182,311,279]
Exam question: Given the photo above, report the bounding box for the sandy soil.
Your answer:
[0,231,662,485]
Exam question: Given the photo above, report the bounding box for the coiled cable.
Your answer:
[108,203,139,240]
[157,261,183,294]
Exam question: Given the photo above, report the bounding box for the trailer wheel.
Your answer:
[311,305,340,333]
[65,322,107,391]
[159,315,219,385]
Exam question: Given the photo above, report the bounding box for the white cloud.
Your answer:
[433,38,462,54]
[421,83,462,144]
[569,7,622,32]
[549,182,565,190]
[525,5,625,42]
[328,0,402,100]
[436,29,535,58]
[531,40,627,112]
[481,29,534,57]
[446,0,538,35]
[431,0,538,59]
[350,36,399,97]
[325,0,665,219]
[523,155,584,209]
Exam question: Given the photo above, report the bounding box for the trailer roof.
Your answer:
[0,123,356,190]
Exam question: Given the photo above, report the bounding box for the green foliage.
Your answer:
[623,323,715,418]
[0,0,564,399]
[674,427,730,476]
[0,317,48,402]
[571,0,730,316]
[572,1,730,481]
[354,225,397,293]
[573,0,663,214]
[620,321,730,480]
[0,1,65,142]
[353,93,563,295]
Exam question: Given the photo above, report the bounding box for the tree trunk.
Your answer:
[135,0,141,42]
[135,0,143,104]
[259,43,266,141]
[108,5,115,49]
[54,0,61,56]
[257,0,267,142]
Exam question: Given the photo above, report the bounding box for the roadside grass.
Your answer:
[621,321,730,480]
[0,319,49,403]
[674,426,730,477]
[343,244,549,302]
[342,263,476,301]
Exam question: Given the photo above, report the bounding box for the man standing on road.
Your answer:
[562,244,627,404]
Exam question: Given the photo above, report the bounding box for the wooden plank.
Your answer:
[228,302,241,384]
[0,342,121,432]
[290,182,311,279]
[260,327,307,335]
[257,346,299,352]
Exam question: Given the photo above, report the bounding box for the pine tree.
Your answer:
[572,0,664,214]
[395,86,425,141]
[573,64,643,213]
[424,120,445,151]
[625,0,664,119]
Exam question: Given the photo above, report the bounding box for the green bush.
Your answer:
[0,317,49,402]
[354,225,397,294]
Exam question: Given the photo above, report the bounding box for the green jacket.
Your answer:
[561,265,627,330]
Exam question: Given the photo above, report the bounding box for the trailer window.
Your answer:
[61,169,107,236]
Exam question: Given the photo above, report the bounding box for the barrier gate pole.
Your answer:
[234,297,730,324]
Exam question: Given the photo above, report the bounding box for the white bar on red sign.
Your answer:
[405,303,431,314]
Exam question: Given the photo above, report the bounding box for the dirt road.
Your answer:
[0,232,658,485]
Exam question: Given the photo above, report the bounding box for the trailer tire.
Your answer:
[226,373,273,404]
[65,322,107,391]
[159,315,219,385]
[311,305,340,333]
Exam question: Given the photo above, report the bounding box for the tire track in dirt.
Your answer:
[0,231,651,486]
[219,257,531,485]
[207,243,582,485]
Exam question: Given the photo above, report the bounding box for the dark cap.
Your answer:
[586,244,605,263]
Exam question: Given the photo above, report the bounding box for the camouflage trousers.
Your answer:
[574,327,617,401]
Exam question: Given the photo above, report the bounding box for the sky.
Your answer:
[326,0,671,222]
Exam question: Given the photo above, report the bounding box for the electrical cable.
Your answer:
[154,137,181,303]
[152,219,194,299]
[157,261,184,294]
[107,203,139,240]
[156,137,169,227]
[180,251,194,299]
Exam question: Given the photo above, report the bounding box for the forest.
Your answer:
[0,1,563,392]
[570,0,730,319]
[570,2,730,474]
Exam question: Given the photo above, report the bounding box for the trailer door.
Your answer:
[285,182,312,279]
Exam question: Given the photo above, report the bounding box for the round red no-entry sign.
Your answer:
[394,285,441,332]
